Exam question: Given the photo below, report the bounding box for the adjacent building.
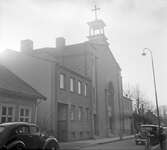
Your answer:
[122,96,133,135]
[0,63,45,124]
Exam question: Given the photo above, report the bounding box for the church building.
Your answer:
[0,6,126,141]
[34,6,123,137]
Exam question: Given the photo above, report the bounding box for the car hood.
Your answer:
[0,134,6,147]
[136,133,146,138]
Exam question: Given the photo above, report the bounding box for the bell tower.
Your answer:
[87,5,108,44]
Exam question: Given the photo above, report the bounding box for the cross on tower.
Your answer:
[92,5,100,20]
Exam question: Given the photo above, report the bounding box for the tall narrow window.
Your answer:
[84,83,88,96]
[78,106,83,120]
[70,77,74,92]
[70,105,75,121]
[77,81,82,95]
[86,108,89,120]
[60,74,65,89]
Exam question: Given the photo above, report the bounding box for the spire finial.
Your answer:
[92,5,100,20]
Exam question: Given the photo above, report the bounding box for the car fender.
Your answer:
[42,137,58,150]
[7,140,25,149]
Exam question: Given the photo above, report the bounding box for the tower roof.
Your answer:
[87,19,106,29]
[87,5,107,43]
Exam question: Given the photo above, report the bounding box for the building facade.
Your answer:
[55,64,92,141]
[33,17,123,137]
[1,49,92,141]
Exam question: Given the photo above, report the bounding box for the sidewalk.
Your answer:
[60,135,134,150]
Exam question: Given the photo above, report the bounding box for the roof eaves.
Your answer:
[0,87,46,101]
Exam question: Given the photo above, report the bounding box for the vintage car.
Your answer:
[163,127,167,135]
[135,124,161,145]
[0,122,59,150]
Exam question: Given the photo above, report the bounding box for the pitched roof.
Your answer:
[34,42,121,70]
[35,42,86,56]
[0,63,46,100]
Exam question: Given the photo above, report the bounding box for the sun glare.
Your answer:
[0,39,19,52]
[0,43,7,53]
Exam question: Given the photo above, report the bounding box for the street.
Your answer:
[81,139,145,150]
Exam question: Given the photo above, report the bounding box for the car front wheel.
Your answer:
[11,143,25,150]
[45,142,59,150]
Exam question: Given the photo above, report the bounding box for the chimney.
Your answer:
[20,39,33,53]
[56,37,66,48]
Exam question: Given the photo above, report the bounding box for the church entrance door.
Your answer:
[57,103,68,142]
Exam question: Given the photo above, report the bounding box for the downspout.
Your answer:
[117,72,122,139]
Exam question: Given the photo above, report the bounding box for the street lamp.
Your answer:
[141,48,161,137]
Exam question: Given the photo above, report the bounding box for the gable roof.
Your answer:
[0,63,46,100]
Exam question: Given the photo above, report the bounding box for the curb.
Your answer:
[151,144,160,150]
[60,136,134,150]
[97,136,134,145]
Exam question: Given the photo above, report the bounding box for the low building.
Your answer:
[122,96,133,135]
[0,63,46,124]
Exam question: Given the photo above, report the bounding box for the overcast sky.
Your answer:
[0,0,167,106]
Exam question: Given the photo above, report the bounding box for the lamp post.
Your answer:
[141,48,161,137]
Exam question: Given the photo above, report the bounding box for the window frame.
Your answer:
[70,105,76,121]
[77,80,82,95]
[59,73,65,89]
[78,106,83,121]
[19,106,32,123]
[86,108,89,121]
[84,83,88,96]
[0,104,15,123]
[70,77,74,92]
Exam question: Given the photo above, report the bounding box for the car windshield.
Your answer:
[140,125,158,135]
[141,126,153,132]
[0,126,5,133]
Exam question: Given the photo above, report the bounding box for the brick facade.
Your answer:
[55,64,92,141]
